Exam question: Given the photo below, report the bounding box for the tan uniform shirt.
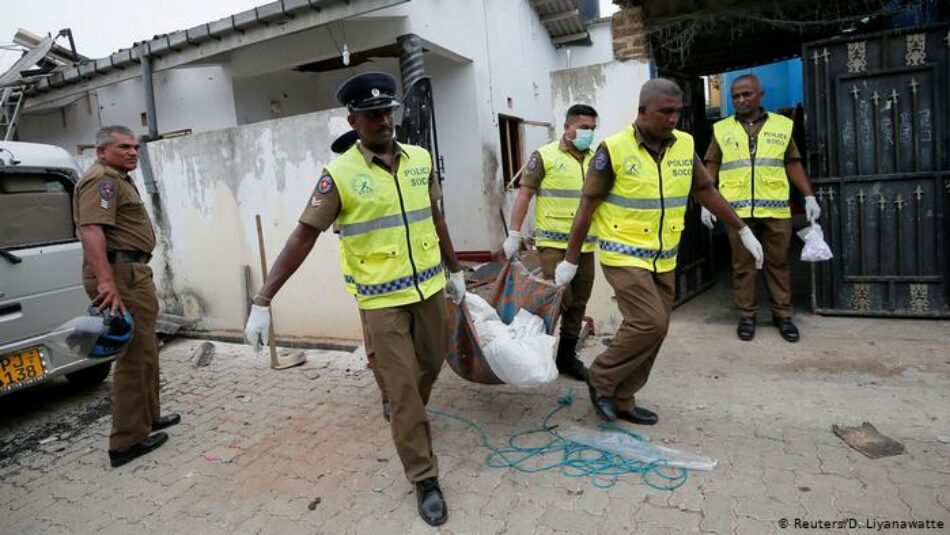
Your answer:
[521,137,589,190]
[73,162,156,253]
[703,110,802,164]
[583,124,708,199]
[299,142,443,232]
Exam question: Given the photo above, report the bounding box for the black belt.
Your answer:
[107,250,152,264]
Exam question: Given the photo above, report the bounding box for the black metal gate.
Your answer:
[662,72,716,307]
[804,23,950,317]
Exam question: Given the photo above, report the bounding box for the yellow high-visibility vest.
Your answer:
[339,243,356,296]
[533,141,596,252]
[327,143,444,310]
[593,126,694,273]
[713,113,793,219]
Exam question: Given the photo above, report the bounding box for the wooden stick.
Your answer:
[255,214,280,369]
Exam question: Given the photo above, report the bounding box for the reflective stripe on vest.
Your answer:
[328,143,444,310]
[713,114,793,219]
[593,126,694,272]
[533,141,596,252]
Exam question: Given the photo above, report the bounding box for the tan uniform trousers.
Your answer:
[358,310,387,405]
[589,266,675,412]
[538,248,595,338]
[362,291,447,483]
[82,260,160,450]
[726,217,793,319]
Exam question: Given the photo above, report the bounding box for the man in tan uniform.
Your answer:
[331,129,389,422]
[702,74,820,342]
[503,104,598,381]
[74,125,180,468]
[556,80,763,425]
[243,73,464,526]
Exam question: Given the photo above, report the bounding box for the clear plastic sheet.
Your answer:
[559,426,717,471]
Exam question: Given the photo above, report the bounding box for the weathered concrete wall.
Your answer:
[138,108,361,340]
[551,59,652,332]
[19,66,238,155]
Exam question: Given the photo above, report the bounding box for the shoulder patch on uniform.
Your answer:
[316,174,334,194]
[98,180,116,201]
[527,153,540,171]
[593,149,609,171]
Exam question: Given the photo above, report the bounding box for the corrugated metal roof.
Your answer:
[531,0,591,45]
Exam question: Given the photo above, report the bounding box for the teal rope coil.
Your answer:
[428,389,687,491]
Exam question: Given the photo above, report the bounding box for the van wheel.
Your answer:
[65,362,112,387]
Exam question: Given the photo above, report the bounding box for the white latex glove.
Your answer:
[244,304,271,351]
[554,260,578,287]
[804,195,821,223]
[446,271,466,304]
[700,206,717,229]
[737,226,764,270]
[503,230,522,259]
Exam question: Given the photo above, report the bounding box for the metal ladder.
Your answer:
[0,87,25,141]
[0,29,83,141]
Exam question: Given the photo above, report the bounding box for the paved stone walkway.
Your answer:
[3,286,949,534]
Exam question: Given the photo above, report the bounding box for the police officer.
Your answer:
[74,125,180,467]
[502,104,599,381]
[243,72,464,526]
[702,74,820,343]
[332,129,389,421]
[556,79,764,424]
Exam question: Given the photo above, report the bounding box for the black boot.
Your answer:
[556,334,587,381]
[415,477,448,526]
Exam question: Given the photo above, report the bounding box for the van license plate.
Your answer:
[0,347,46,390]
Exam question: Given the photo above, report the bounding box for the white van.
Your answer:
[0,141,113,396]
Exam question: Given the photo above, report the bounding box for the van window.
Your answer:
[0,172,76,249]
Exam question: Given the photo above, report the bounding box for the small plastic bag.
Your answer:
[797,223,833,262]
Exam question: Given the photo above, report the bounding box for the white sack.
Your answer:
[463,293,558,385]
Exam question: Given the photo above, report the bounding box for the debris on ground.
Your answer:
[832,422,904,459]
[307,498,321,510]
[191,341,216,368]
[156,313,198,337]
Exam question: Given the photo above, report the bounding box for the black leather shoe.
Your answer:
[616,407,658,425]
[415,477,448,526]
[151,413,181,431]
[108,432,168,468]
[586,377,617,422]
[557,358,588,382]
[772,317,800,343]
[737,316,756,341]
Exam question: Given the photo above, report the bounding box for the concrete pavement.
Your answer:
[2,281,949,534]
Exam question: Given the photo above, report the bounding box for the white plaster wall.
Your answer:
[556,19,615,71]
[142,108,361,340]
[17,93,101,155]
[551,58,653,333]
[19,66,237,149]
[380,0,564,251]
[153,66,237,133]
[552,59,650,141]
[228,0,571,252]
[232,59,400,125]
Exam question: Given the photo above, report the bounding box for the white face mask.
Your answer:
[572,129,594,151]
